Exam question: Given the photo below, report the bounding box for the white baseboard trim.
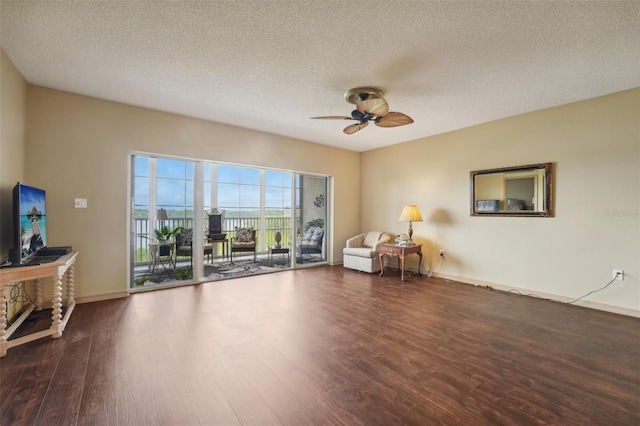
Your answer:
[67,271,640,318]
[75,291,129,304]
[434,272,640,318]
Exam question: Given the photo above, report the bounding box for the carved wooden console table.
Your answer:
[0,251,78,357]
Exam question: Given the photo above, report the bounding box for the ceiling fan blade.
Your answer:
[343,121,368,135]
[311,116,353,120]
[356,98,389,117]
[375,112,414,127]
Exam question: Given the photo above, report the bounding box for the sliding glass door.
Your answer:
[130,153,328,289]
[130,156,196,287]
[294,174,327,265]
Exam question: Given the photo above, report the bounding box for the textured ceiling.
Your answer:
[2,1,639,152]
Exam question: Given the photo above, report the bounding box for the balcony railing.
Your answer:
[134,216,296,265]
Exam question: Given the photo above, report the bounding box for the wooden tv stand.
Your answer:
[0,251,78,357]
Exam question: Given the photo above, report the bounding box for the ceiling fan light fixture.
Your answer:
[351,110,369,121]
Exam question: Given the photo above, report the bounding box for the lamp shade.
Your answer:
[398,205,423,222]
[157,208,169,221]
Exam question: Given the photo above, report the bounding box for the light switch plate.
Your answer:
[74,198,87,208]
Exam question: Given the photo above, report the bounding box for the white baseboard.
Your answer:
[434,272,640,318]
[75,291,129,304]
[69,271,640,318]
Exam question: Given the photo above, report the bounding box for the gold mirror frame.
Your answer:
[470,163,554,217]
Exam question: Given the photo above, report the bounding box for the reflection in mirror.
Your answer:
[470,163,553,217]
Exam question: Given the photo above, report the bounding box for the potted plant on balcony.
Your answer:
[154,225,182,256]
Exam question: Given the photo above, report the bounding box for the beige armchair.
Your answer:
[343,231,391,273]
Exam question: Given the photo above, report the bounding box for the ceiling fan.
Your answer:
[312,87,414,135]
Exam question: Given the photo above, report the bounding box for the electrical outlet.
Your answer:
[613,269,624,281]
[439,249,445,258]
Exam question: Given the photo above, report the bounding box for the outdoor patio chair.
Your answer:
[230,227,256,263]
[297,226,324,262]
[176,228,213,262]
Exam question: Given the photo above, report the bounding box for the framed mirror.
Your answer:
[470,163,553,217]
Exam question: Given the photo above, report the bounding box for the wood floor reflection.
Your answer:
[1,265,639,425]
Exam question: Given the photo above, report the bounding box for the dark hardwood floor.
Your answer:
[1,265,639,425]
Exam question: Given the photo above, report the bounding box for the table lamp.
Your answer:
[398,204,423,243]
[157,208,169,227]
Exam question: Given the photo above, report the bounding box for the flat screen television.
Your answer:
[12,182,47,265]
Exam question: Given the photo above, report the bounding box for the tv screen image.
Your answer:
[14,183,47,263]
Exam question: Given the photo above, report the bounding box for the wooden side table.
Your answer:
[378,244,422,282]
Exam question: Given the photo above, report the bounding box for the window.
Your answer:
[265,170,293,248]
[130,154,328,289]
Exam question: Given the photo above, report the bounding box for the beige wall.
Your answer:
[1,49,28,321]
[362,89,640,315]
[25,86,360,301]
[1,50,27,262]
